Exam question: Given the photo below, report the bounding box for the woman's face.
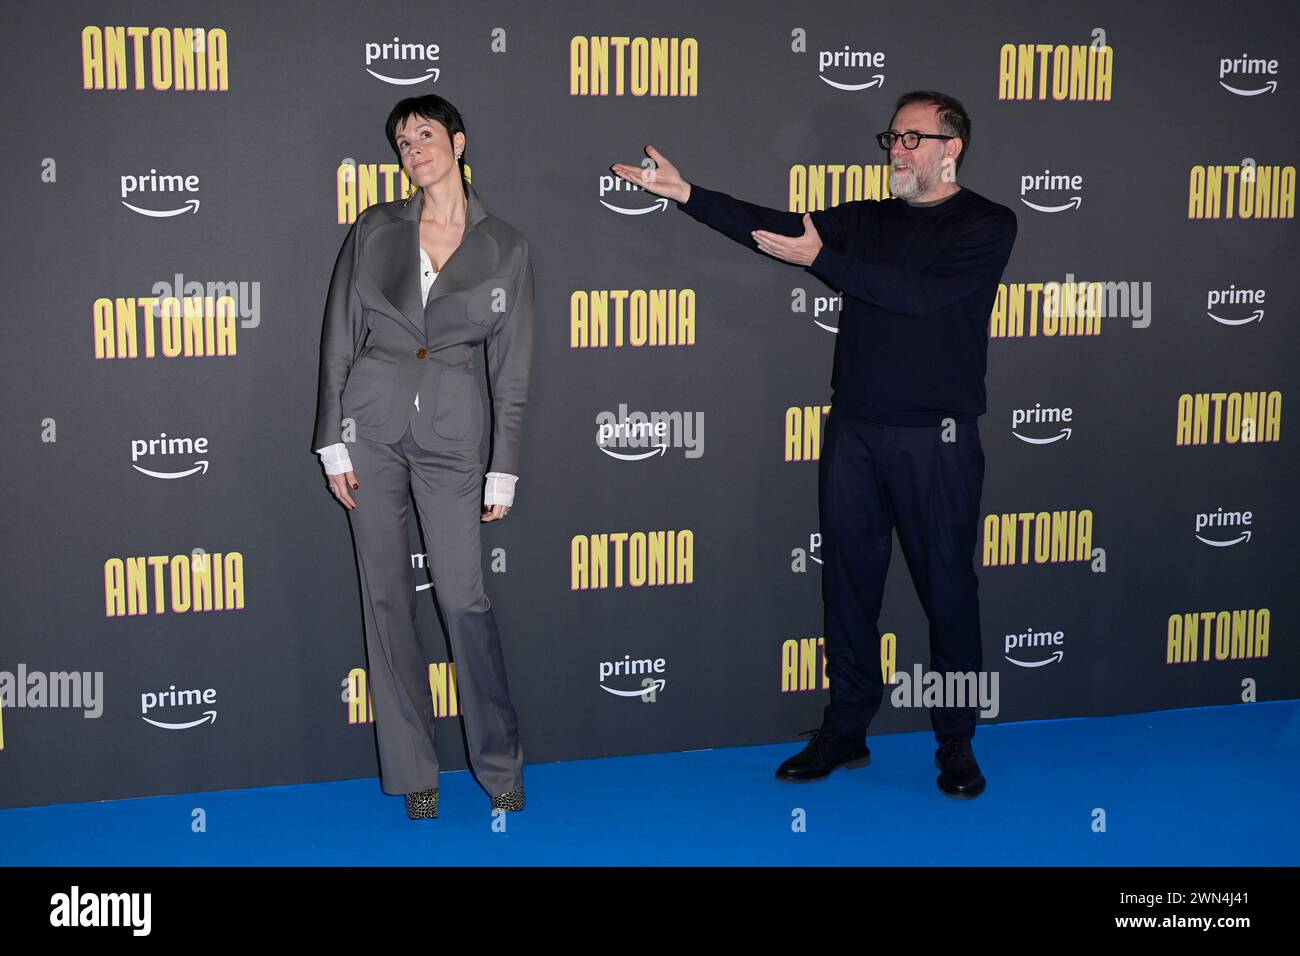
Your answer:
[394,114,465,189]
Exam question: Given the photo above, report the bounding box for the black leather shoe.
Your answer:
[935,736,986,798]
[776,728,870,782]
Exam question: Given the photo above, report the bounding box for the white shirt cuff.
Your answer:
[316,443,354,476]
[484,472,517,508]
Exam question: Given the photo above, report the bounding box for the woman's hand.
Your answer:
[327,470,359,510]
[481,504,511,522]
[610,145,690,204]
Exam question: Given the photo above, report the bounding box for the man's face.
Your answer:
[885,102,955,200]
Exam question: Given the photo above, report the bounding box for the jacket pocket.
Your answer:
[430,367,481,440]
[359,344,398,364]
[341,355,396,427]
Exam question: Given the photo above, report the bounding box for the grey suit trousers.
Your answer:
[347,421,523,799]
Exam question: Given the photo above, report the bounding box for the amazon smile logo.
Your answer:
[1011,404,1074,445]
[1209,308,1263,325]
[599,655,666,701]
[140,684,218,730]
[804,289,842,333]
[364,37,441,85]
[1019,169,1083,213]
[596,404,704,460]
[120,169,200,217]
[1218,54,1279,96]
[130,433,211,479]
[1004,626,1065,668]
[816,45,886,91]
[1207,285,1266,325]
[598,175,668,215]
[1195,508,1254,547]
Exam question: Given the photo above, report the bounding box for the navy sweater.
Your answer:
[677,183,1018,426]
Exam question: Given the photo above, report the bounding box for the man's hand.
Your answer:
[481,504,511,522]
[610,145,691,204]
[752,213,823,266]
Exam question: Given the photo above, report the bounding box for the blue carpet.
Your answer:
[2,700,1297,866]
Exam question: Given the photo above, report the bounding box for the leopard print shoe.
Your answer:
[405,787,439,819]
[491,786,525,812]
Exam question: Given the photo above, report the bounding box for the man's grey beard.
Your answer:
[890,157,938,199]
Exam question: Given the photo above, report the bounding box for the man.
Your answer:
[611,91,1017,798]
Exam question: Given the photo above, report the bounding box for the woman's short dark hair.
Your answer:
[385,95,468,195]
[893,90,971,172]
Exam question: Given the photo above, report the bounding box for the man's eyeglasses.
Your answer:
[876,131,955,150]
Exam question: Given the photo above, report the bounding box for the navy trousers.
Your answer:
[818,408,986,743]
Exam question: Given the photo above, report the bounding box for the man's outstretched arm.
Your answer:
[676,182,806,255]
[610,146,850,262]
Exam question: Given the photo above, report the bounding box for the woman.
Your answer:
[312,94,534,820]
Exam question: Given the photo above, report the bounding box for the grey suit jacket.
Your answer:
[312,182,534,476]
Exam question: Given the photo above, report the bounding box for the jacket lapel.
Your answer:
[366,181,496,342]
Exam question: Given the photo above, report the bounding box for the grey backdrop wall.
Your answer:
[1,0,1297,809]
